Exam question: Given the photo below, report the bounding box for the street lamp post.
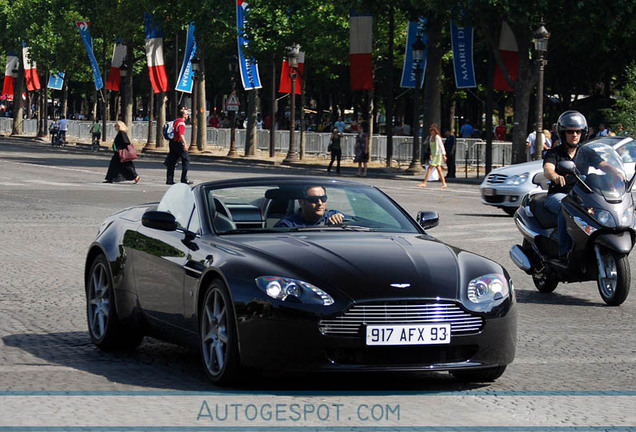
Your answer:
[283,44,300,164]
[190,54,200,153]
[119,60,128,123]
[406,35,426,175]
[227,55,239,157]
[534,23,550,159]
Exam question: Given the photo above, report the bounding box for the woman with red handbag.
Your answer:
[104,121,140,184]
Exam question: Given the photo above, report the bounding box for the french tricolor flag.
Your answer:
[105,42,127,92]
[278,51,304,94]
[144,13,169,93]
[494,21,518,92]
[2,52,19,99]
[349,11,374,91]
[22,45,41,92]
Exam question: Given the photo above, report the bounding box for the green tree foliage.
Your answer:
[602,63,636,135]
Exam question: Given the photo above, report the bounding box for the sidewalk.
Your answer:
[2,134,485,185]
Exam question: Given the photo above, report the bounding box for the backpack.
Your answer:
[162,120,175,140]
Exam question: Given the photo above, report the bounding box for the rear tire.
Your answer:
[451,366,507,382]
[86,255,143,350]
[532,266,558,293]
[597,250,630,306]
[200,280,240,385]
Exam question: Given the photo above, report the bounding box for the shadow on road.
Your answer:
[3,331,494,394]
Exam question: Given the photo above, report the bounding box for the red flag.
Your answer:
[494,22,518,92]
[278,52,304,94]
[22,46,41,91]
[106,43,127,91]
[349,11,374,91]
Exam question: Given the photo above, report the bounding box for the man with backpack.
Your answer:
[165,107,192,185]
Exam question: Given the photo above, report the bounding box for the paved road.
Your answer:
[1,139,635,430]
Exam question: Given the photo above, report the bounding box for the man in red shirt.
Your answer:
[494,119,507,141]
[166,107,192,185]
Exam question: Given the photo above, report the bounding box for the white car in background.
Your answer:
[480,136,635,215]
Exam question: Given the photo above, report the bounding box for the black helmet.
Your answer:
[557,110,588,144]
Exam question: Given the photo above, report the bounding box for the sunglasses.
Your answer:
[565,130,582,135]
[304,195,328,204]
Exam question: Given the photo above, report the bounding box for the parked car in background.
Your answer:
[480,136,635,215]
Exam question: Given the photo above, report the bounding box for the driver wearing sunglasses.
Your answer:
[275,186,345,227]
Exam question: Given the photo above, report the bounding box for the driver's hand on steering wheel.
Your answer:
[327,212,344,225]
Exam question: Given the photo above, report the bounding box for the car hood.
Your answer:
[229,232,460,301]
[485,160,543,177]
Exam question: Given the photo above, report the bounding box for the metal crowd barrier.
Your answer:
[1,117,514,170]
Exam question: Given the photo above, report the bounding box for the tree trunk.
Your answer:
[422,18,443,131]
[145,90,155,149]
[11,66,24,136]
[509,23,535,164]
[197,51,207,152]
[385,4,395,167]
[156,92,167,148]
[124,43,134,129]
[245,89,258,156]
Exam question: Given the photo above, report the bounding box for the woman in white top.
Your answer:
[418,123,447,189]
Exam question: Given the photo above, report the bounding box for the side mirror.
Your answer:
[556,160,577,175]
[417,211,439,230]
[532,172,550,190]
[142,211,178,231]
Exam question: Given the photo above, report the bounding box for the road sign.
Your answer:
[226,91,240,111]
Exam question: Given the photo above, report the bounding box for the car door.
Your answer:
[132,184,199,329]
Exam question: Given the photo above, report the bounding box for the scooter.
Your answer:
[50,126,65,148]
[510,142,636,306]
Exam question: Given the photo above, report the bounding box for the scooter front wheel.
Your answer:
[597,249,630,306]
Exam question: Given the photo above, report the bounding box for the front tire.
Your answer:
[86,255,143,350]
[597,250,630,306]
[451,366,507,382]
[502,207,517,216]
[200,280,240,385]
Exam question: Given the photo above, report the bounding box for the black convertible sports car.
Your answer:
[85,176,516,384]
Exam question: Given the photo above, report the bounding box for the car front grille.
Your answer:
[319,302,484,337]
[486,173,507,184]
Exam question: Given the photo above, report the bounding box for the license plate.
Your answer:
[365,324,451,346]
[483,188,497,196]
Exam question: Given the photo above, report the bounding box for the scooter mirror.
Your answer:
[556,160,577,175]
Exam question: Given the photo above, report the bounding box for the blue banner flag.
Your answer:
[47,72,65,90]
[450,21,477,88]
[76,21,103,91]
[400,18,427,89]
[175,23,197,94]
[236,0,262,90]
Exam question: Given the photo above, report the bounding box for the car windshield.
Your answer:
[203,182,420,234]
[576,142,627,199]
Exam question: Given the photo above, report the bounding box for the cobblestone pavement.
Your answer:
[1,138,636,430]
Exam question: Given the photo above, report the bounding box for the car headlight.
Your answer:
[255,276,334,306]
[505,172,529,186]
[467,273,509,304]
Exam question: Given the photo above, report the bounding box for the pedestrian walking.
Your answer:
[165,107,192,185]
[354,123,369,177]
[104,121,140,184]
[418,123,448,189]
[327,128,342,175]
[444,129,456,178]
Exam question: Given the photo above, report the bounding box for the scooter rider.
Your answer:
[543,110,623,262]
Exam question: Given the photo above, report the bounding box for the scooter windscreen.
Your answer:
[575,143,627,200]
